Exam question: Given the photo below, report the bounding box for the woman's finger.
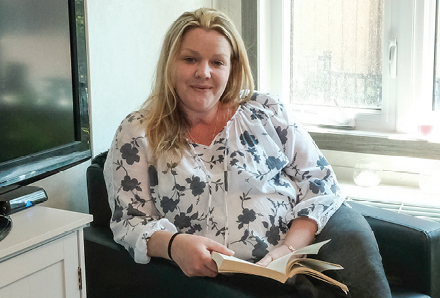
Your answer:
[256,254,273,267]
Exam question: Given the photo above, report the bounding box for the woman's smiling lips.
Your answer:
[191,84,212,91]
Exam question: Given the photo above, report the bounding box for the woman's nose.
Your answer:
[195,61,211,79]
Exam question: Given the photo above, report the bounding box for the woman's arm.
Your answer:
[104,113,175,264]
[260,93,344,234]
[254,93,340,266]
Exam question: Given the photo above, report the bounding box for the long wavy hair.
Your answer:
[141,7,254,162]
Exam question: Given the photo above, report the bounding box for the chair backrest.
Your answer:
[86,151,111,228]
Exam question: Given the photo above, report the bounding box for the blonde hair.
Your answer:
[142,7,254,161]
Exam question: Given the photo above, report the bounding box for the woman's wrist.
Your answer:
[168,232,181,260]
[282,217,318,253]
[283,244,296,253]
[147,230,178,259]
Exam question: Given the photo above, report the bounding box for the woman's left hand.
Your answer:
[256,217,318,267]
[256,244,298,267]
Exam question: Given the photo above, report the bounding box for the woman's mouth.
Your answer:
[191,85,212,91]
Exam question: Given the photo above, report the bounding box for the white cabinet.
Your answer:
[0,206,92,298]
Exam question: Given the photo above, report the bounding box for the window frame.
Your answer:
[240,0,440,161]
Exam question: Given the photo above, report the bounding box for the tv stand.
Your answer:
[0,206,92,297]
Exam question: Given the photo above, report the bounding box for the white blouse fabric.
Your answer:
[103,92,345,264]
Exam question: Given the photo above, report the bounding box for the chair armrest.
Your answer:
[349,201,440,298]
[84,225,123,251]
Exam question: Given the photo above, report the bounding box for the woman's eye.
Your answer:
[213,61,224,66]
[184,57,196,63]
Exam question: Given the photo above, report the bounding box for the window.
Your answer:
[236,0,440,217]
[290,1,383,112]
[256,0,438,134]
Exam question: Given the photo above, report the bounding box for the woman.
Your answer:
[104,7,391,297]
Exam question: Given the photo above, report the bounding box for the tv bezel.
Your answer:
[0,0,91,191]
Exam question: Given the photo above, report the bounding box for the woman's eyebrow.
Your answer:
[180,48,229,59]
[180,48,199,55]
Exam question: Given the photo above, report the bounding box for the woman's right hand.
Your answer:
[170,233,234,277]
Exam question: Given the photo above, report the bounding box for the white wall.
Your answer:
[35,162,90,212]
[39,0,216,213]
[88,0,213,156]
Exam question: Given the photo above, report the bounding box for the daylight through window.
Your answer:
[290,0,383,111]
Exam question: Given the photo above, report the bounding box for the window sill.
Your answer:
[307,125,440,161]
[339,181,440,207]
[339,181,440,223]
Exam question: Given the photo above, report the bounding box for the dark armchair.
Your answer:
[84,152,440,298]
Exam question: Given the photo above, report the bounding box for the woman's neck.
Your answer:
[187,103,237,145]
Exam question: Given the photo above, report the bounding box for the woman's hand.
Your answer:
[256,244,298,267]
[257,217,318,267]
[170,233,234,277]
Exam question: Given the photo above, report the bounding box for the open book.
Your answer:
[212,240,348,294]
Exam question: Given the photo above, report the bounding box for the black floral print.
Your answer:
[121,175,141,192]
[240,131,259,147]
[187,176,206,196]
[160,196,179,213]
[120,143,140,165]
[104,93,345,263]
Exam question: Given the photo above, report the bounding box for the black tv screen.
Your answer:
[0,0,90,190]
[0,0,75,163]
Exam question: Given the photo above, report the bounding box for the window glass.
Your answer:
[290,0,383,110]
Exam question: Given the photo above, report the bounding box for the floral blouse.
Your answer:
[103,92,345,264]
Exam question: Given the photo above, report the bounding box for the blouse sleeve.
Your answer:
[103,112,178,264]
[259,93,344,234]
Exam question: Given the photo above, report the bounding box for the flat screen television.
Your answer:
[0,0,90,199]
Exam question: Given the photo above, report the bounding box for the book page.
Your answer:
[213,240,334,276]
[212,240,348,292]
[214,253,253,266]
[266,239,331,273]
[289,267,349,293]
[212,252,288,282]
[294,239,331,255]
[291,259,343,273]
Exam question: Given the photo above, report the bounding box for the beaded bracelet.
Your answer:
[284,244,296,252]
[168,232,181,260]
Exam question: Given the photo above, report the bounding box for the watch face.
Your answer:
[0,215,12,242]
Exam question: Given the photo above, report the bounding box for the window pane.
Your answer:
[290,0,383,110]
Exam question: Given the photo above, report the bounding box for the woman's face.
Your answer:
[174,28,232,116]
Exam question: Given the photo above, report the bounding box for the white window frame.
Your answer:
[258,0,437,135]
